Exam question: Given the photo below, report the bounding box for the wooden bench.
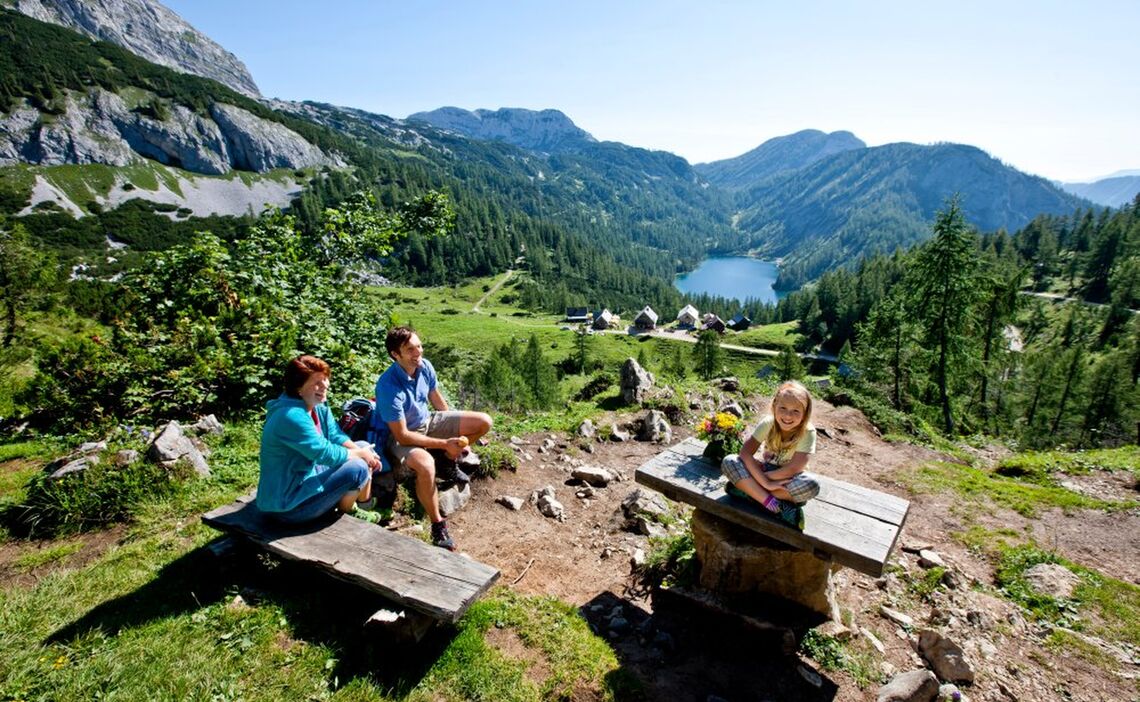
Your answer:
[635,437,909,578]
[202,494,500,627]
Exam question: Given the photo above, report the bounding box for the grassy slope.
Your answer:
[2,276,1138,698]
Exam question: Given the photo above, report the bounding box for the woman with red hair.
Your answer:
[257,355,383,523]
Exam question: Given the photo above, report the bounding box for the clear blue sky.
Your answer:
[163,0,1138,183]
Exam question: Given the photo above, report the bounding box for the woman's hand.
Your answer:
[349,444,382,470]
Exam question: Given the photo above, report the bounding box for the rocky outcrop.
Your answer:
[407,106,596,153]
[13,0,261,97]
[0,89,334,175]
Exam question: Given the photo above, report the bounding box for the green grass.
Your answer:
[731,321,803,350]
[897,460,1133,518]
[798,629,880,689]
[13,541,84,570]
[995,446,1140,485]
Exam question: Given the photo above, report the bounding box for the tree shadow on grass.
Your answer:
[43,536,458,694]
[579,589,839,702]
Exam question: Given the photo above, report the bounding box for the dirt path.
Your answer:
[472,269,515,312]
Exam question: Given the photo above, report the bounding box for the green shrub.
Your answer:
[473,442,517,479]
[9,458,183,537]
[640,527,697,589]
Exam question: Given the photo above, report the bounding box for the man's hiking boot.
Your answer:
[433,455,471,484]
[431,520,457,551]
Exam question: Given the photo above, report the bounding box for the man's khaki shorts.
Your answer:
[385,411,464,478]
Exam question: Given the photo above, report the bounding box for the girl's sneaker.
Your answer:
[778,501,805,530]
[349,506,383,524]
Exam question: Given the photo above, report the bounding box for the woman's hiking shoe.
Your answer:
[431,520,457,551]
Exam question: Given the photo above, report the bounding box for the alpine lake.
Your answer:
[674,256,784,304]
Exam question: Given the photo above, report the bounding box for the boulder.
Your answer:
[572,465,614,487]
[608,423,631,442]
[1023,563,1081,599]
[619,358,654,404]
[917,629,975,684]
[437,481,471,517]
[496,495,525,511]
[537,493,564,520]
[621,488,670,519]
[189,414,225,436]
[876,669,939,702]
[577,419,596,439]
[147,421,210,476]
[637,409,672,443]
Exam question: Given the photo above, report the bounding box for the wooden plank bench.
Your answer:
[635,437,909,578]
[202,494,500,625]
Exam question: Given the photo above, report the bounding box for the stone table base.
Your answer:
[691,509,841,621]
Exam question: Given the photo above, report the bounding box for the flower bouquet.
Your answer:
[695,411,745,462]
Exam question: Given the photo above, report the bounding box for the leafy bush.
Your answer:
[639,528,698,589]
[17,193,453,431]
[9,458,182,537]
[472,442,517,479]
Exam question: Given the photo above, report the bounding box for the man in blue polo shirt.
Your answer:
[373,326,493,550]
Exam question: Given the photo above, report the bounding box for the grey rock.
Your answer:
[147,420,210,476]
[496,495,524,511]
[437,481,471,517]
[48,454,100,480]
[577,419,596,439]
[537,494,564,520]
[14,0,261,97]
[637,409,672,443]
[938,683,965,701]
[918,629,975,684]
[627,514,666,538]
[918,549,946,568]
[189,414,224,436]
[608,423,631,442]
[621,488,670,519]
[572,466,614,487]
[509,435,525,446]
[210,103,330,172]
[863,628,886,654]
[719,401,745,418]
[877,669,939,702]
[608,616,630,634]
[619,358,654,404]
[76,441,108,454]
[941,569,963,589]
[576,486,596,499]
[1023,563,1080,599]
[630,548,646,567]
[880,605,914,628]
[111,449,140,467]
[716,376,740,392]
[798,665,823,688]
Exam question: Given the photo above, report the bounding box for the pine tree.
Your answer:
[907,197,981,434]
[775,345,805,381]
[519,334,560,409]
[692,330,723,380]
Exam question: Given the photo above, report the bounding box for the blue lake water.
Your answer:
[674,257,783,304]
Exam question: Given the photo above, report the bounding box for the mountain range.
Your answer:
[0,0,1129,302]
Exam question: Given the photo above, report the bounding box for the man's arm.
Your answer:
[428,387,449,412]
[388,417,465,458]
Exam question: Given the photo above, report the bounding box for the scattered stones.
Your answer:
[881,605,915,628]
[147,420,210,476]
[1023,563,1081,599]
[918,550,946,568]
[609,423,631,442]
[817,620,852,640]
[437,481,471,517]
[716,376,740,392]
[577,419,596,439]
[621,489,670,519]
[496,495,524,511]
[719,401,745,418]
[941,569,963,590]
[876,669,939,702]
[509,436,525,446]
[536,488,564,520]
[864,628,886,654]
[619,358,655,404]
[637,409,672,443]
[189,414,224,436]
[111,449,140,467]
[48,454,101,480]
[572,465,614,487]
[918,629,975,685]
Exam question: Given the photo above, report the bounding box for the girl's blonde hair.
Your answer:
[763,380,814,454]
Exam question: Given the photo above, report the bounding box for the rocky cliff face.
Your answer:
[0,89,333,174]
[11,0,261,97]
[408,106,597,153]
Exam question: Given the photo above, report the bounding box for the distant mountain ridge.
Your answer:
[695,129,866,189]
[1059,175,1140,208]
[9,0,260,97]
[735,141,1091,287]
[407,106,596,153]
